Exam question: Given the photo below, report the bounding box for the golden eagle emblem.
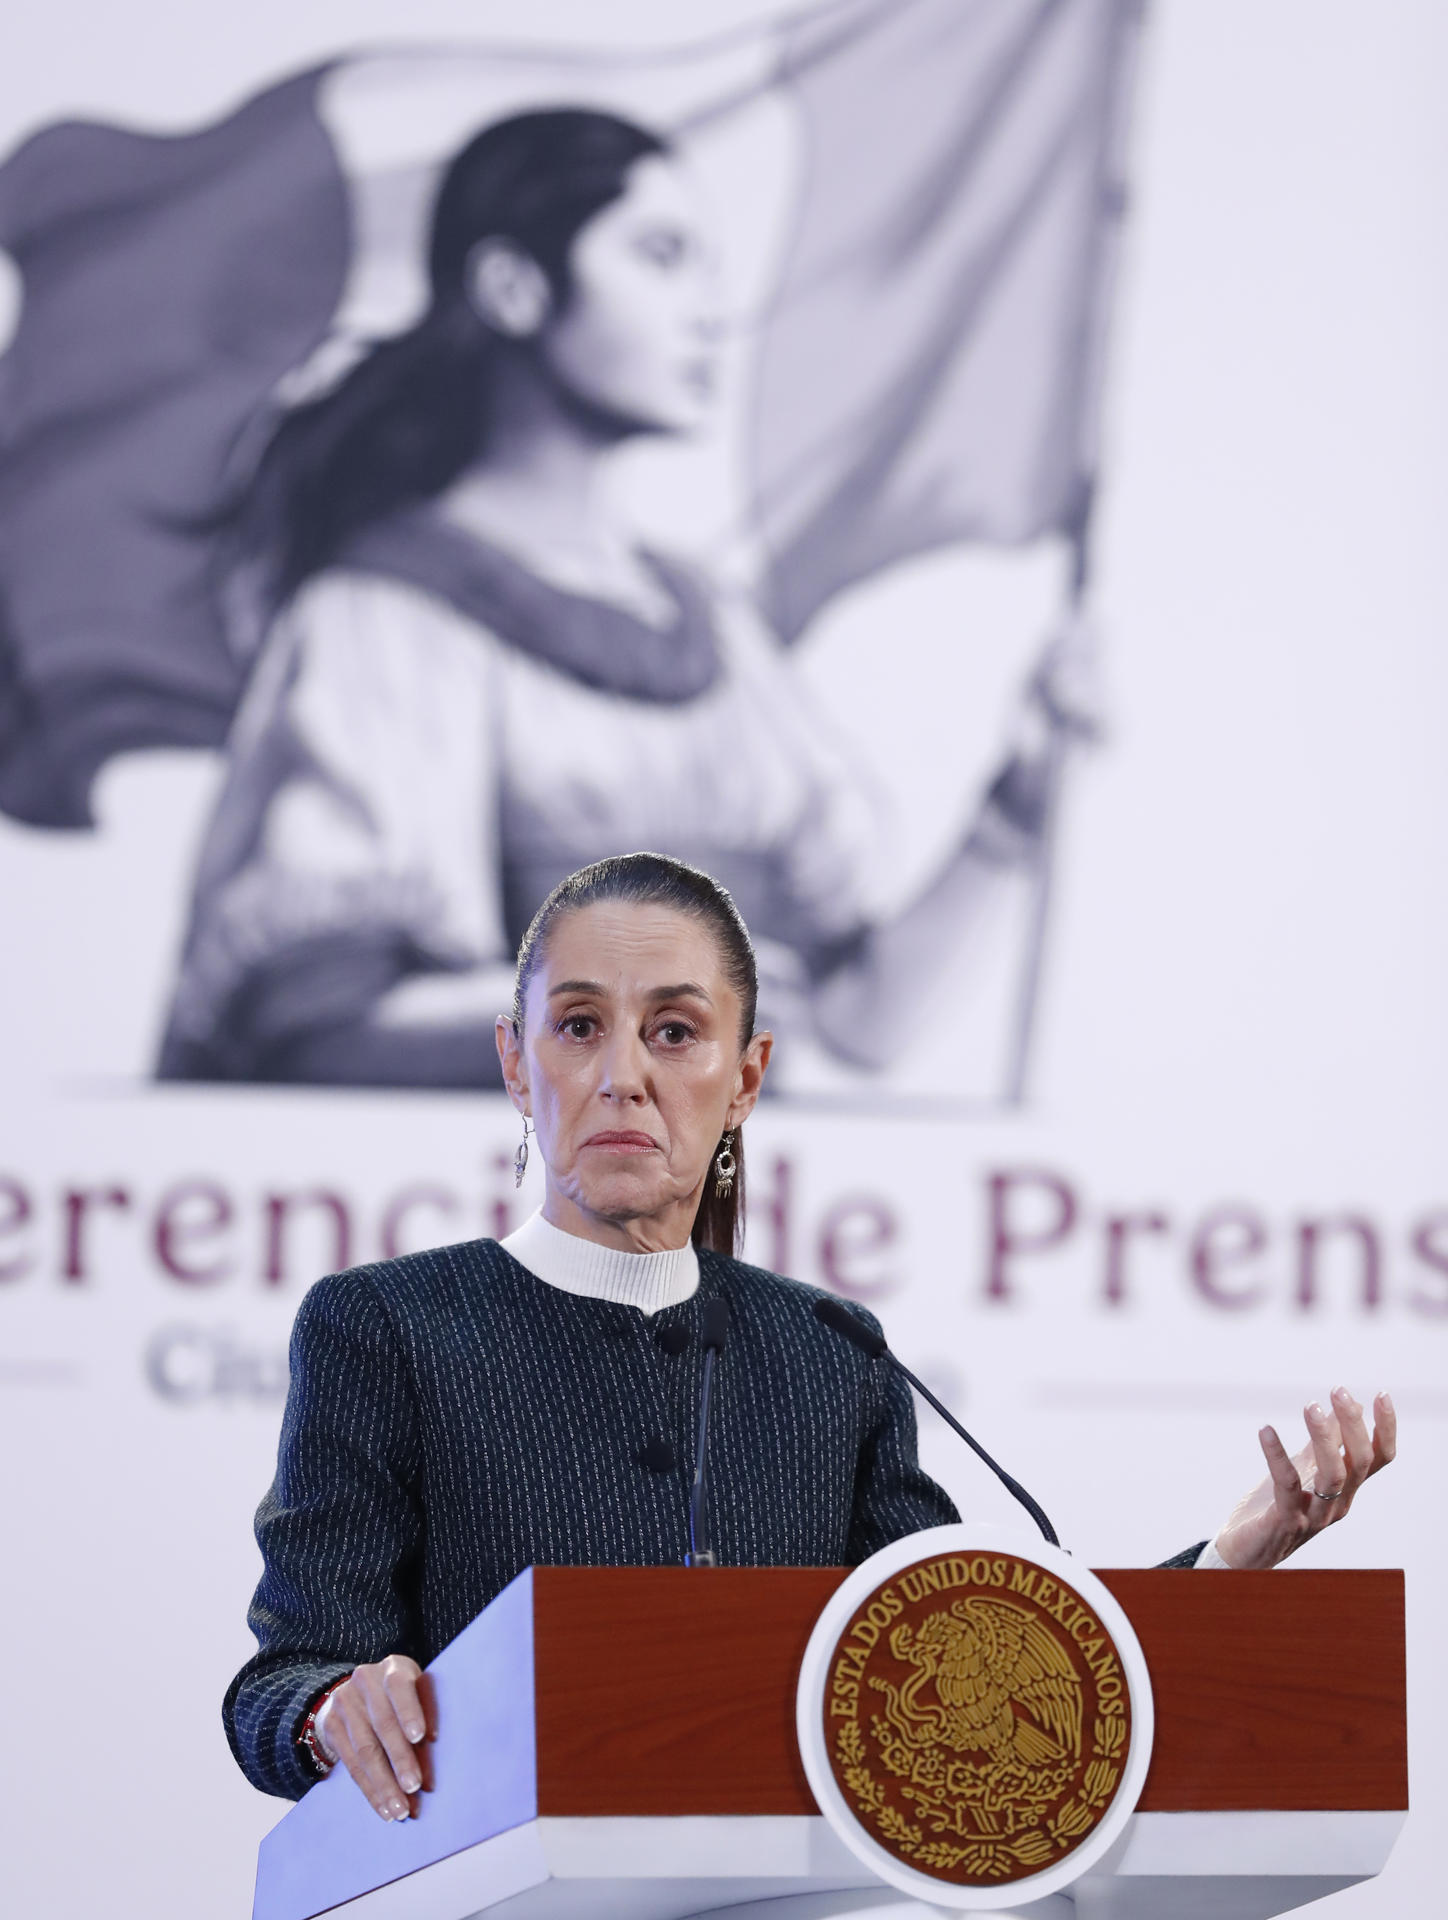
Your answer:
[825,1553,1132,1886]
[877,1596,1082,1794]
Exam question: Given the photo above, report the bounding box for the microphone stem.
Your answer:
[891,1355,1060,1549]
[687,1346,719,1566]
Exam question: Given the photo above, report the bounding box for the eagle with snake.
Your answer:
[874,1595,1083,1783]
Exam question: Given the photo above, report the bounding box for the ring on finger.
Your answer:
[1312,1486,1343,1501]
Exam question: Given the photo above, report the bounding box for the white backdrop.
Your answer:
[1,4,1444,1917]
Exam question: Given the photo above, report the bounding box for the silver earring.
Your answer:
[514,1116,533,1189]
[713,1130,737,1200]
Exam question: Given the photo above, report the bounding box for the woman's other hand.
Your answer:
[316,1654,431,1821]
[1213,1387,1396,1570]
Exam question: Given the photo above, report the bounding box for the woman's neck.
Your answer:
[541,1188,697,1255]
[502,1208,700,1315]
[438,364,671,621]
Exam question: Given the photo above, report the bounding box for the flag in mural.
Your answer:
[0,0,1141,1098]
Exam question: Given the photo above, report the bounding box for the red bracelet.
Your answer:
[298,1675,351,1779]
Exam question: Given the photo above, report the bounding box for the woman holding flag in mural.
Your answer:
[0,2,1139,1100]
[154,101,1094,1093]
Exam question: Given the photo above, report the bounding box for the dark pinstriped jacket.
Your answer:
[222,1238,963,1800]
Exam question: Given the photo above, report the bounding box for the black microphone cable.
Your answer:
[813,1294,1061,1548]
[685,1295,730,1567]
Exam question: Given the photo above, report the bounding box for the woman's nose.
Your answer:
[598,1030,649,1101]
[689,265,727,342]
[691,302,725,343]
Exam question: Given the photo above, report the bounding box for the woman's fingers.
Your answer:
[356,1666,425,1799]
[331,1694,412,1822]
[1299,1386,1396,1531]
[1255,1422,1308,1544]
[1304,1399,1348,1504]
[381,1658,430,1749]
[1258,1422,1304,1501]
[328,1691,409,1821]
[1232,1389,1396,1570]
[329,1657,427,1821]
[1371,1391,1397,1471]
[1333,1387,1374,1486]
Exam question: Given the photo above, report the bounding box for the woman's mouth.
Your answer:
[582,1130,661,1154]
[681,358,716,399]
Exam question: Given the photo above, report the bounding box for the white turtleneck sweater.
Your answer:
[501,1208,699,1316]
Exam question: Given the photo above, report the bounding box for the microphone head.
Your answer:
[700,1295,730,1353]
[813,1294,887,1360]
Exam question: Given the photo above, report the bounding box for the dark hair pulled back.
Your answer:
[231,108,667,611]
[512,853,759,1258]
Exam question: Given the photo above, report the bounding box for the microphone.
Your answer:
[685,1296,730,1567]
[813,1295,1060,1548]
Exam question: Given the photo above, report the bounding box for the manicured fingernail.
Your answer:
[391,1800,409,1820]
[1308,1402,1325,1420]
[1380,1391,1394,1412]
[400,1771,419,1793]
[406,1723,425,1743]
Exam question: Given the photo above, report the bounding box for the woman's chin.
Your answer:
[574,1168,679,1225]
[611,393,712,439]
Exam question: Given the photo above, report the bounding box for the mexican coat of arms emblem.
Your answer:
[800,1532,1152,1903]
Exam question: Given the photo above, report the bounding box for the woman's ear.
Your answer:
[495,1014,531,1114]
[466,239,552,338]
[726,1030,773,1130]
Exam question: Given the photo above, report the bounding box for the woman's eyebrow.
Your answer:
[546,979,712,1003]
[648,982,711,1005]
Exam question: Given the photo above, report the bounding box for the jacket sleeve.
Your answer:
[222,1270,424,1799]
[844,1309,961,1561]
[1157,1542,1210,1568]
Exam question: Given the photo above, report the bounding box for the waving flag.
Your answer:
[0,0,1141,827]
[0,72,350,826]
[750,0,1140,639]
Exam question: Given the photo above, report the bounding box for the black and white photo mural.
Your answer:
[0,0,1139,1101]
[2,3,1444,1915]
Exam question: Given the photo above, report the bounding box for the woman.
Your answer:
[222,852,1394,1818]
[159,106,1086,1092]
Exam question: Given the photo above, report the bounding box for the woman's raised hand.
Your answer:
[317,1654,431,1821]
[1212,1387,1396,1570]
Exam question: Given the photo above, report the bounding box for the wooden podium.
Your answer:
[252,1566,1406,1920]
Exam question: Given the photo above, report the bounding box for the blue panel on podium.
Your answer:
[254,1567,539,1920]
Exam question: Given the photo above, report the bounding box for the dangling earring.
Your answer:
[713,1130,737,1200]
[514,1116,533,1189]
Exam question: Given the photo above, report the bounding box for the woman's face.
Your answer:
[540,154,724,436]
[497,901,770,1250]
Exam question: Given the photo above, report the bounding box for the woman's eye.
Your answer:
[655,1020,695,1046]
[635,226,687,268]
[560,1015,597,1040]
